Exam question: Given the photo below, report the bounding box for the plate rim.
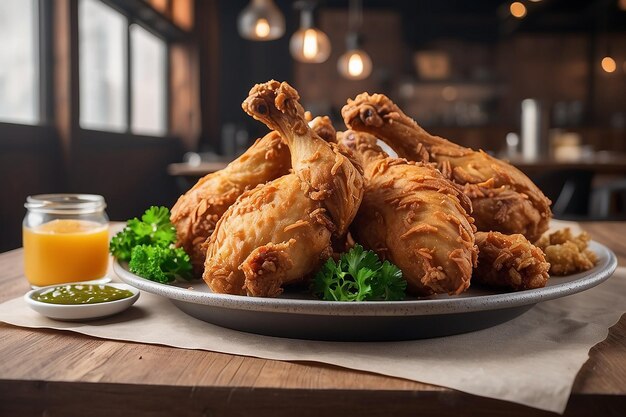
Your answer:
[113,241,617,317]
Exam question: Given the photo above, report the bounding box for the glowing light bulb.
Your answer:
[348,54,364,77]
[237,0,285,41]
[289,5,331,63]
[303,29,319,60]
[290,28,331,63]
[602,56,617,73]
[510,2,527,18]
[338,49,372,80]
[254,18,270,38]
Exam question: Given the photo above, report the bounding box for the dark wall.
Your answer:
[0,127,183,252]
[214,0,296,152]
[68,132,183,222]
[0,125,64,252]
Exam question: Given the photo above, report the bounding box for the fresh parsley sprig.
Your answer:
[313,244,406,301]
[128,244,192,283]
[109,206,177,261]
[110,206,193,283]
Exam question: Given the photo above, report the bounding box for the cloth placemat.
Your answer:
[1,221,624,414]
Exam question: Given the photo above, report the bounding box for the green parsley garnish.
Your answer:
[128,244,192,283]
[110,206,193,283]
[313,244,406,301]
[109,206,177,261]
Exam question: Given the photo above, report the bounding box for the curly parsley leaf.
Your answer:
[128,245,193,284]
[313,244,406,302]
[372,260,407,301]
[109,206,177,261]
[110,206,193,284]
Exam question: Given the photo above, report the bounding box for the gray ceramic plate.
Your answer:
[113,241,617,341]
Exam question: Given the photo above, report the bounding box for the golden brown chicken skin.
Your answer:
[340,130,477,296]
[171,117,336,276]
[308,115,336,143]
[170,132,289,275]
[342,93,552,242]
[474,231,550,291]
[203,81,363,297]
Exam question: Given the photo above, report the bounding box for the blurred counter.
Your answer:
[507,155,626,177]
[168,155,626,181]
[168,161,230,178]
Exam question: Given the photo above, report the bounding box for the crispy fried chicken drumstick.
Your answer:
[340,130,477,296]
[474,231,549,291]
[342,93,552,242]
[203,80,363,297]
[171,116,336,276]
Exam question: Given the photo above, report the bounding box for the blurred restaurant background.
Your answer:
[0,0,625,252]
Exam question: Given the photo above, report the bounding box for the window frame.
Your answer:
[38,0,54,125]
[0,0,43,127]
[0,0,202,149]
[79,0,171,137]
[128,22,170,137]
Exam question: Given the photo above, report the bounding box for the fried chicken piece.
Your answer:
[342,93,552,242]
[171,117,336,276]
[535,228,598,275]
[474,231,550,291]
[203,81,363,297]
[339,130,477,296]
[308,115,337,143]
[170,132,289,275]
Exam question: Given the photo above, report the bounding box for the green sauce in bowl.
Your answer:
[35,284,134,305]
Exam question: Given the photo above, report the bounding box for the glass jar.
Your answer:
[23,194,109,287]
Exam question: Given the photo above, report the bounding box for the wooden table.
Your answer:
[1,223,626,416]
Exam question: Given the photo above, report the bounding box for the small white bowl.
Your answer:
[24,282,140,321]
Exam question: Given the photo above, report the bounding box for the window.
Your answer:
[79,0,127,132]
[130,24,167,136]
[78,0,168,136]
[0,0,39,125]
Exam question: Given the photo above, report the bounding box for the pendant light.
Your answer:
[599,5,616,74]
[601,56,617,73]
[337,0,372,80]
[238,0,285,41]
[290,1,331,63]
[509,2,527,19]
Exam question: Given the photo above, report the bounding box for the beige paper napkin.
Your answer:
[0,219,623,414]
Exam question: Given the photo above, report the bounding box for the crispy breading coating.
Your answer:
[203,81,363,297]
[474,231,550,291]
[340,130,477,296]
[170,132,290,275]
[535,228,598,275]
[171,117,337,276]
[342,93,552,242]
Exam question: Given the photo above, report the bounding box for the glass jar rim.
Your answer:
[25,194,107,215]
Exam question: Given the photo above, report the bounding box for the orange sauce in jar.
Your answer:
[23,219,109,287]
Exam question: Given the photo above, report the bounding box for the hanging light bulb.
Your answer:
[238,0,285,41]
[254,18,271,38]
[510,2,527,18]
[601,56,617,73]
[290,2,331,63]
[337,0,372,80]
[338,34,372,80]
